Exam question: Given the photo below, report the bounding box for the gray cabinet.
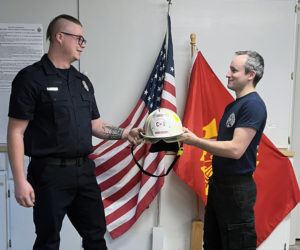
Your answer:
[0,172,8,250]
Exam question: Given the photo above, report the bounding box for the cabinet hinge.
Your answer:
[291,72,294,80]
[7,189,10,198]
[9,239,12,248]
[295,4,298,13]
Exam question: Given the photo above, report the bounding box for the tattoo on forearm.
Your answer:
[102,125,124,140]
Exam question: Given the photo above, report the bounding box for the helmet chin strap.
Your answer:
[130,142,183,178]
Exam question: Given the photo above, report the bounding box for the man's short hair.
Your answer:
[46,14,82,42]
[235,50,264,87]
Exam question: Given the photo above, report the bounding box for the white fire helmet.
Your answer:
[132,108,184,177]
[141,108,183,143]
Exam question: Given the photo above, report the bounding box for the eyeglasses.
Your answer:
[60,31,87,46]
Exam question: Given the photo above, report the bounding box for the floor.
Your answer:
[290,240,300,250]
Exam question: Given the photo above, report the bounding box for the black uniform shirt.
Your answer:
[8,54,100,157]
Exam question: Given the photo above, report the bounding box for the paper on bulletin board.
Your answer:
[0,23,43,91]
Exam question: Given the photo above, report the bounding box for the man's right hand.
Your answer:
[14,179,35,207]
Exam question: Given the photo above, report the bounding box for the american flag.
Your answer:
[89,15,176,239]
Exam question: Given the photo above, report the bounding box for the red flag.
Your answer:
[89,16,176,239]
[174,51,300,246]
[254,135,300,245]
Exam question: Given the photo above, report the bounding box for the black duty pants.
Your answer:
[27,157,107,250]
[203,175,257,250]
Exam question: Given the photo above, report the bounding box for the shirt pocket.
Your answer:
[78,90,92,126]
[40,88,69,120]
[41,88,68,102]
[80,90,92,108]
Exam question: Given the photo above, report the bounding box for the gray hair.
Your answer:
[235,50,264,87]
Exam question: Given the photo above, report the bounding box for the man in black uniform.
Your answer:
[7,14,142,250]
[180,51,267,250]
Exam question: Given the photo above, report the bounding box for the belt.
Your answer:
[209,174,253,184]
[31,156,86,166]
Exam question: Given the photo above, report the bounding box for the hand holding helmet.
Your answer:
[131,108,184,178]
[141,108,184,144]
[178,127,199,146]
[123,127,144,145]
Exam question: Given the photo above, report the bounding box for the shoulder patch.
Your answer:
[226,113,235,128]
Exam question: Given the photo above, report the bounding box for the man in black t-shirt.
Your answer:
[7,14,142,250]
[180,51,267,250]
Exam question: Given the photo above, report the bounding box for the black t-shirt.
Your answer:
[212,92,267,176]
[8,54,100,157]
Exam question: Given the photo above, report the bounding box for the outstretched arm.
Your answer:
[180,126,257,159]
[91,118,142,145]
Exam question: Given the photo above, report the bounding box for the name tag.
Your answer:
[47,87,59,91]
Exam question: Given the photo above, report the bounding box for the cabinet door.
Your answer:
[8,181,82,250]
[7,181,35,250]
[0,152,6,171]
[0,173,7,250]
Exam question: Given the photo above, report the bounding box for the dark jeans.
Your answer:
[203,175,257,250]
[27,157,107,250]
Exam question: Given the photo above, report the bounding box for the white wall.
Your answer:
[0,0,299,250]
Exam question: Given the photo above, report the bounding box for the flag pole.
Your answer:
[190,33,199,220]
[167,0,172,15]
[190,32,199,219]
[189,33,204,250]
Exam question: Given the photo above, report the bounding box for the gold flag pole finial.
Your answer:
[190,33,196,57]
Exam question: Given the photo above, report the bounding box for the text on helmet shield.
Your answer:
[150,113,170,135]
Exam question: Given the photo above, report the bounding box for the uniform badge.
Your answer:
[226,113,235,128]
[82,80,89,92]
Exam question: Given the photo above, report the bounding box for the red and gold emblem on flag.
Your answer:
[199,118,218,196]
